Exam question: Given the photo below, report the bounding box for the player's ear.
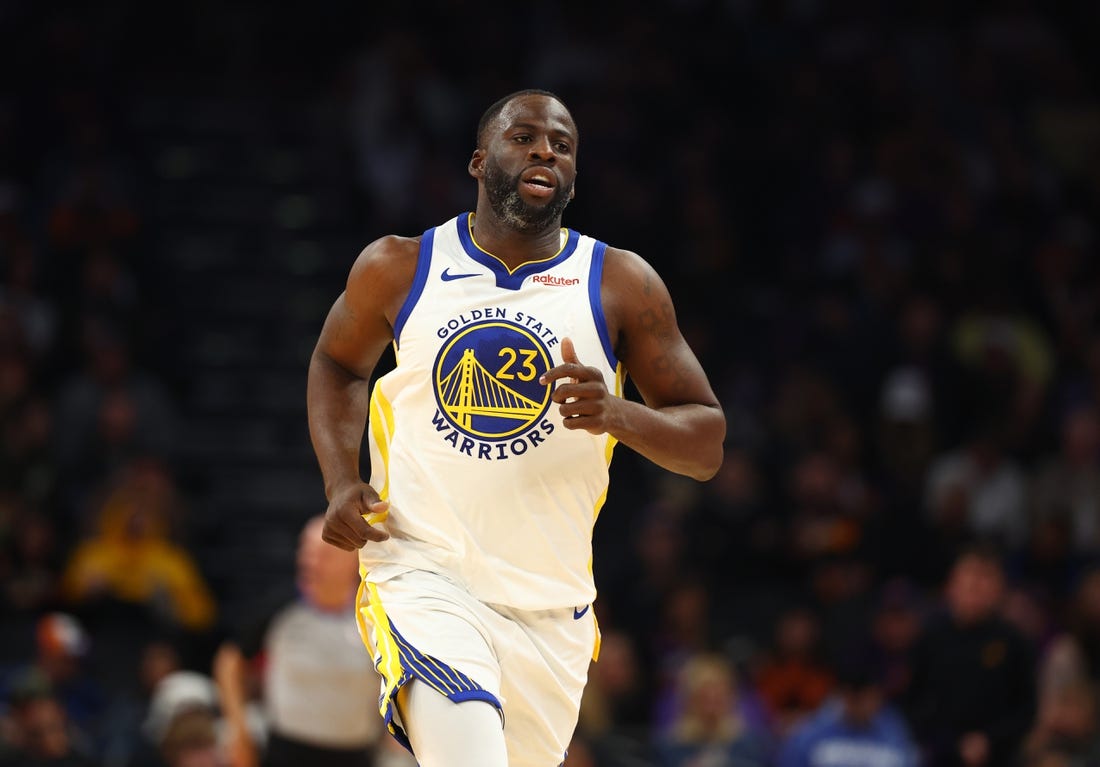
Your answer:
[469,149,485,179]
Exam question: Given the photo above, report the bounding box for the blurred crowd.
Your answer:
[2,1,1100,766]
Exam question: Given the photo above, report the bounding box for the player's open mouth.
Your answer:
[521,168,556,197]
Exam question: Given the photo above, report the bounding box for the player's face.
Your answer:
[481,96,576,233]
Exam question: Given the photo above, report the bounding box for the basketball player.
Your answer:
[307,89,726,766]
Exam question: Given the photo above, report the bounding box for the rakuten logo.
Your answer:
[530,274,580,286]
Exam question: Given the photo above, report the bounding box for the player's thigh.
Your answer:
[397,679,507,767]
[495,604,598,767]
[363,570,504,705]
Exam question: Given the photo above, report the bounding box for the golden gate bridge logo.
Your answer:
[433,321,553,440]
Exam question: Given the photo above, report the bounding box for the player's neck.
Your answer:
[469,211,565,271]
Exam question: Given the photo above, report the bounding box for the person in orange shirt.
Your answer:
[753,605,835,737]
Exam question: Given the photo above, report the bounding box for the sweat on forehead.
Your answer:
[475,89,575,147]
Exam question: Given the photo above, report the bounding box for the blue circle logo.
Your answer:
[433,320,553,440]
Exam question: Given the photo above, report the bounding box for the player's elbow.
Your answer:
[688,447,723,481]
[687,408,726,481]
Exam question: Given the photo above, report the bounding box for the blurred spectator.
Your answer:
[130,671,222,767]
[95,637,190,767]
[74,250,139,338]
[51,323,177,512]
[575,629,650,754]
[59,459,215,634]
[0,331,31,424]
[599,500,691,661]
[0,613,105,756]
[58,460,216,704]
[0,396,57,510]
[875,365,938,497]
[1030,403,1100,555]
[654,653,770,767]
[45,153,139,257]
[689,449,777,586]
[650,578,716,726]
[924,421,1030,552]
[212,515,382,767]
[158,709,223,767]
[867,579,924,704]
[1022,679,1100,767]
[0,242,57,362]
[753,605,834,736]
[807,556,875,668]
[904,543,1037,766]
[0,502,62,623]
[1002,583,1057,653]
[1037,566,1100,713]
[786,451,865,572]
[1010,511,1082,606]
[0,692,99,767]
[776,653,920,767]
[951,284,1055,452]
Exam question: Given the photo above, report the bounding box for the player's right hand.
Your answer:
[322,482,390,550]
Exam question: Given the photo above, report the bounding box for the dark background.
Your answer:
[2,1,1100,765]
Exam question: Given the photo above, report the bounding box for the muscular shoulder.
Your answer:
[346,234,422,325]
[601,245,654,284]
[599,246,676,355]
[349,234,421,291]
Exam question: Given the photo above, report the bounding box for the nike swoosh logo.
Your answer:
[441,268,481,281]
[573,605,590,620]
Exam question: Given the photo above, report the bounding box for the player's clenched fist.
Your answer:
[322,482,390,550]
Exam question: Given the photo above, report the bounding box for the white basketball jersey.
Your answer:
[361,212,623,610]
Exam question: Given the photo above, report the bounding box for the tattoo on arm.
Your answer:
[637,299,690,397]
[651,351,691,396]
[638,302,675,341]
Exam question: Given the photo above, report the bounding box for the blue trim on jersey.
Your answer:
[588,241,618,369]
[393,227,435,346]
[380,618,502,756]
[456,212,580,291]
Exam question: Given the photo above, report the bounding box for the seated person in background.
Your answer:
[0,613,104,759]
[59,459,216,635]
[904,542,1037,767]
[213,515,384,767]
[0,690,100,767]
[776,652,920,767]
[754,605,835,736]
[59,462,217,705]
[654,652,771,767]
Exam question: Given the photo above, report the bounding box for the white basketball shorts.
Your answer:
[355,567,600,767]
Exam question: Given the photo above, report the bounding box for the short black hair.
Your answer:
[475,88,570,148]
[955,539,1006,572]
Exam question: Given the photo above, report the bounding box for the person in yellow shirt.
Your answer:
[59,457,216,633]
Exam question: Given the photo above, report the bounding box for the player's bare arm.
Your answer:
[307,235,419,549]
[541,247,725,481]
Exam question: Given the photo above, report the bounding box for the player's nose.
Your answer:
[528,135,556,161]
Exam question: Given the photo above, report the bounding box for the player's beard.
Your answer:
[483,156,572,234]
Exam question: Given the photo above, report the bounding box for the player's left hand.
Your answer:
[541,337,619,435]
